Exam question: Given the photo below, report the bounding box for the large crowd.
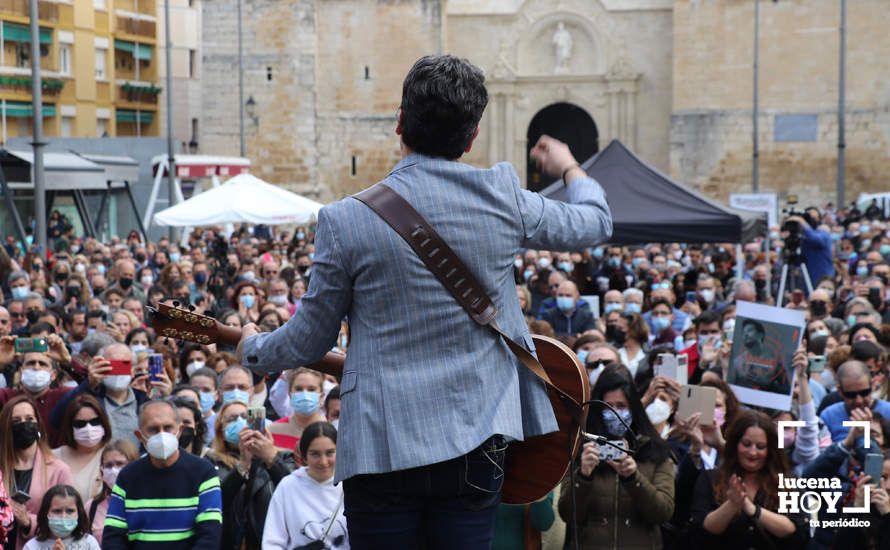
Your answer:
[0,197,889,549]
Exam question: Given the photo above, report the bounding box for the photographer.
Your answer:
[785,207,834,286]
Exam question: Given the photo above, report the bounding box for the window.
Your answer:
[61,116,73,137]
[96,118,108,137]
[15,43,30,68]
[189,49,196,79]
[95,48,106,80]
[94,0,106,9]
[59,45,71,76]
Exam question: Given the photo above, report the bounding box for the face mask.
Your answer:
[102,465,122,488]
[74,424,105,447]
[199,391,216,414]
[12,421,40,448]
[141,274,154,287]
[240,294,255,309]
[75,263,86,273]
[645,398,672,426]
[131,344,148,354]
[602,408,633,438]
[186,361,205,379]
[119,277,133,290]
[847,315,859,328]
[556,297,575,313]
[624,303,641,314]
[96,264,107,275]
[811,329,830,338]
[558,261,573,273]
[144,431,179,460]
[66,285,81,297]
[514,258,524,269]
[713,407,726,428]
[225,417,247,444]
[881,245,890,257]
[25,309,40,325]
[103,375,132,392]
[331,418,339,430]
[604,302,622,314]
[21,368,52,392]
[48,516,78,539]
[577,350,589,365]
[243,271,256,281]
[222,389,249,405]
[135,253,147,263]
[698,334,721,350]
[810,301,827,317]
[10,286,29,300]
[296,231,306,240]
[672,250,683,260]
[537,258,551,269]
[769,231,780,241]
[608,327,626,346]
[700,289,715,304]
[268,294,288,306]
[291,390,320,416]
[593,247,605,259]
[607,257,621,269]
[783,429,796,449]
[652,316,671,333]
[857,266,869,277]
[323,379,337,396]
[523,270,534,281]
[194,272,208,285]
[54,273,68,284]
[631,257,645,269]
[684,338,697,348]
[169,253,181,263]
[179,426,196,450]
[754,278,767,291]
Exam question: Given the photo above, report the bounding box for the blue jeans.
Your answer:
[343,435,507,550]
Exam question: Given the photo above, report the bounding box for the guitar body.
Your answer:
[501,335,589,505]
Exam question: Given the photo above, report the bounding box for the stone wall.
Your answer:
[671,0,890,205]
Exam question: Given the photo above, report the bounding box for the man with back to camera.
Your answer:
[237,54,612,548]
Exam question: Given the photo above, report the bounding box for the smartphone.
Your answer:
[808,355,826,374]
[14,337,48,353]
[685,291,697,304]
[677,385,718,426]
[148,354,164,382]
[655,353,688,386]
[864,453,884,486]
[596,439,628,462]
[107,359,132,376]
[677,354,689,382]
[247,407,266,432]
[869,287,883,306]
[11,489,29,504]
[724,328,734,343]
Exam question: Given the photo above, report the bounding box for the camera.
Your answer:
[781,196,807,265]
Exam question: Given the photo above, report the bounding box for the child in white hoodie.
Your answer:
[262,421,348,549]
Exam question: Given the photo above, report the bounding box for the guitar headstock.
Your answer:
[145,302,226,346]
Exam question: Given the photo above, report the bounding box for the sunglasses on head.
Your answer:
[842,388,871,399]
[72,418,102,429]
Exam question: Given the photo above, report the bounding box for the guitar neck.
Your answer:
[215,321,345,379]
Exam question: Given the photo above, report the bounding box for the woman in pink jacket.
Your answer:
[0,395,74,549]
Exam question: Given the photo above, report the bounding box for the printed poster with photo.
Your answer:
[727,301,805,411]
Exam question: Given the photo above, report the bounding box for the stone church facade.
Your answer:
[201,0,888,206]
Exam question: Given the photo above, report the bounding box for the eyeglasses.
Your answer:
[841,388,871,399]
[72,418,102,429]
[586,359,611,370]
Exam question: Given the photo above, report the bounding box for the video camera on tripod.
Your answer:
[777,195,814,303]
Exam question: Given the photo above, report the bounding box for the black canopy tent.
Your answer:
[541,139,767,244]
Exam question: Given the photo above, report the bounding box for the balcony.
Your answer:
[115,14,155,39]
[113,0,155,18]
[115,80,160,106]
[0,74,64,95]
[0,0,58,22]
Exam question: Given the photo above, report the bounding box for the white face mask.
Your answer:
[645,398,672,426]
[322,379,337,396]
[73,425,106,448]
[21,368,52,392]
[186,361,205,379]
[268,294,288,306]
[144,431,179,460]
[331,418,339,430]
[700,289,715,304]
[103,375,132,392]
[141,275,154,287]
[102,466,122,488]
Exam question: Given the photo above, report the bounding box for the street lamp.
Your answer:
[245,96,258,125]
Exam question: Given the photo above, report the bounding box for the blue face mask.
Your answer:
[296,232,306,240]
[631,258,644,269]
[607,257,621,269]
[224,417,247,444]
[652,316,671,333]
[290,391,320,416]
[169,252,181,263]
[881,245,890,257]
[48,516,78,538]
[523,270,534,282]
[857,266,869,277]
[222,389,249,405]
[556,297,575,312]
[625,303,641,314]
[592,247,604,259]
[847,315,859,328]
[604,303,622,314]
[199,391,216,414]
[10,286,29,300]
[558,261,573,273]
[240,294,255,309]
[577,349,589,364]
[602,408,633,438]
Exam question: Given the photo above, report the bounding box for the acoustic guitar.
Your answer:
[146,302,589,504]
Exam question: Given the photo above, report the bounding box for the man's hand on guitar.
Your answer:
[236,323,261,363]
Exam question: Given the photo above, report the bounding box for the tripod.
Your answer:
[776,260,813,307]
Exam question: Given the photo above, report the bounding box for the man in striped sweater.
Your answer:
[103,399,222,549]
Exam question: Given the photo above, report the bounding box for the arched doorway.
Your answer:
[526,103,598,191]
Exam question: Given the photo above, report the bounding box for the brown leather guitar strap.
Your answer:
[354,184,574,402]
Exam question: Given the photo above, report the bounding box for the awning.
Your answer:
[116,109,153,124]
[75,153,138,186]
[114,39,152,62]
[4,101,56,118]
[2,22,52,44]
[1,149,107,190]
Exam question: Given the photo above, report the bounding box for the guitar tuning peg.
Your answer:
[187,304,196,312]
[172,300,180,308]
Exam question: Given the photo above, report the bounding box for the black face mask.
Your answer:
[754,278,767,290]
[810,301,827,317]
[54,273,68,283]
[119,277,134,290]
[606,326,626,346]
[12,421,40,449]
[26,309,40,325]
[66,285,81,297]
[178,427,196,450]
[135,253,147,263]
[297,265,309,274]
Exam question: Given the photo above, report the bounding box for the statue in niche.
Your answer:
[552,22,572,74]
